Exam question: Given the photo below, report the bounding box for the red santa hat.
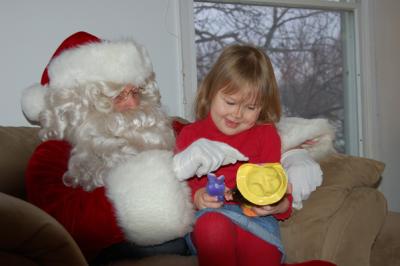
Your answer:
[21,31,155,123]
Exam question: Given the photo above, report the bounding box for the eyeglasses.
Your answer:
[113,86,141,103]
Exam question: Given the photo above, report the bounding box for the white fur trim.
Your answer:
[277,117,336,160]
[21,84,48,123]
[48,40,153,89]
[105,150,194,245]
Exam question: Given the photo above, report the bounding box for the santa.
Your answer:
[21,31,335,264]
[21,31,248,262]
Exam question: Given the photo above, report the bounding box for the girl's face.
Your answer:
[210,88,261,135]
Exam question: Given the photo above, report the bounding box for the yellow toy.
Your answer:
[236,163,288,216]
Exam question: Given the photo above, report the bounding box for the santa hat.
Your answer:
[21,31,155,123]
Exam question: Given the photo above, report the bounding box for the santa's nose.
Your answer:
[113,85,141,112]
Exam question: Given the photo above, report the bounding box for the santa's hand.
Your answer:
[173,138,248,181]
[281,149,323,209]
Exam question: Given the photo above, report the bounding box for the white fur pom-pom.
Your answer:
[105,149,195,245]
[21,84,48,123]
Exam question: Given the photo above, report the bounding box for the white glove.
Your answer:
[281,149,323,209]
[173,138,248,181]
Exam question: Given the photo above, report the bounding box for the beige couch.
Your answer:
[1,125,399,266]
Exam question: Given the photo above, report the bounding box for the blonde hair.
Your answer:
[195,44,281,123]
[39,81,175,191]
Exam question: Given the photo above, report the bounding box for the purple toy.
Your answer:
[206,173,225,202]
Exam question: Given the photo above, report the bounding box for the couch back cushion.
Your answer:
[280,153,386,263]
[0,126,40,198]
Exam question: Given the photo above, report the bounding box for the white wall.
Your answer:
[0,0,399,212]
[0,0,184,126]
[372,0,400,212]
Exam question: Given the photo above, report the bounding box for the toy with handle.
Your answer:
[234,163,288,216]
[206,173,225,201]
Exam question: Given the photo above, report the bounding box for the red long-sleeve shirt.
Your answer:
[175,114,292,220]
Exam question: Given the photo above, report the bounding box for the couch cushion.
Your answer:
[371,211,400,266]
[0,251,37,266]
[0,126,40,198]
[0,192,87,266]
[280,153,387,264]
[319,153,384,189]
[297,153,384,222]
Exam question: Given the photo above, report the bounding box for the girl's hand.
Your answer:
[224,187,234,201]
[250,196,290,216]
[194,187,224,210]
[248,183,292,217]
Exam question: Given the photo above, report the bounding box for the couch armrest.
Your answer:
[371,211,400,266]
[321,187,386,265]
[0,126,40,198]
[0,192,87,266]
[280,153,387,266]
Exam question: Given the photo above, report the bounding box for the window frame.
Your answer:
[177,0,377,158]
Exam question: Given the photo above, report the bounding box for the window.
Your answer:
[179,0,361,155]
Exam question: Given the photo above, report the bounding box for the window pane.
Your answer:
[194,1,356,153]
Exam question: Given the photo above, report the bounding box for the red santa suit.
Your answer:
[22,32,194,260]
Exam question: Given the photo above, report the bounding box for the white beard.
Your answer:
[64,103,175,191]
[39,82,175,191]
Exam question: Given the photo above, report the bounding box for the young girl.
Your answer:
[176,45,335,266]
[175,44,289,266]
